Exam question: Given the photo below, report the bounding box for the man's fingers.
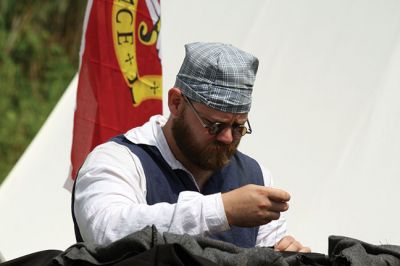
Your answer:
[263,187,291,202]
[264,211,280,222]
[275,236,311,253]
[275,235,295,251]
[283,241,302,252]
[299,246,311,253]
[222,185,291,227]
[285,243,311,253]
[269,201,289,212]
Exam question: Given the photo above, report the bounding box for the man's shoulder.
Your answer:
[88,139,133,160]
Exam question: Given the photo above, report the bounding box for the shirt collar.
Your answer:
[124,115,187,171]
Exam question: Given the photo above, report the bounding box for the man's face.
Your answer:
[171,101,247,171]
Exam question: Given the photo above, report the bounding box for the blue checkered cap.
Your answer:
[174,42,259,113]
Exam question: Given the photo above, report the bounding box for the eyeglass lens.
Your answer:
[183,94,252,137]
[207,122,250,136]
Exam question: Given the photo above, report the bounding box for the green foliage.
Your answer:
[0,1,86,184]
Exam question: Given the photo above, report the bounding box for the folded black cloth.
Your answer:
[53,226,286,266]
[2,228,400,266]
[329,235,400,266]
[50,226,329,265]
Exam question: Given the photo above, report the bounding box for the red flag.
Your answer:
[67,0,162,189]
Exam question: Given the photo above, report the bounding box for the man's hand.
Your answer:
[221,184,290,227]
[275,235,311,252]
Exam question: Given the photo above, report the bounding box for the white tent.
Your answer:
[0,75,77,261]
[1,0,400,261]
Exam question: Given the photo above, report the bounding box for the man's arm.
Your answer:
[221,184,310,252]
[75,142,310,250]
[74,142,229,246]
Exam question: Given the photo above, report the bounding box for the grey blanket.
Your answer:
[52,226,400,266]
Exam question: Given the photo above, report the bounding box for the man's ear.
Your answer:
[168,87,183,116]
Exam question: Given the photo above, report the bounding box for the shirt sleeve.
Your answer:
[255,165,288,247]
[73,142,230,246]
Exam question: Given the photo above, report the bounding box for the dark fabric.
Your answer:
[281,251,330,266]
[0,250,62,266]
[53,243,217,266]
[54,226,287,266]
[51,226,333,266]
[111,244,218,266]
[328,235,400,266]
[111,134,264,248]
[4,229,400,266]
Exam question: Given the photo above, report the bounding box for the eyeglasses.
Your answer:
[183,95,252,137]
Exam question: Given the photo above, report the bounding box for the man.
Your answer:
[73,42,310,252]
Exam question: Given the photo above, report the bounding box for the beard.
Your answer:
[171,110,240,171]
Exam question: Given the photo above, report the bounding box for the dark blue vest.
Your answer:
[112,135,264,248]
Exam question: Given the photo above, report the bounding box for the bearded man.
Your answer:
[72,42,309,252]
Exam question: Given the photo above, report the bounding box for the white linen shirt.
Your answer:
[74,115,286,247]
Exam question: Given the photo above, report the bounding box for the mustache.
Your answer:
[206,140,238,154]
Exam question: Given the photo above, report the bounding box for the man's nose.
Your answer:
[215,126,234,144]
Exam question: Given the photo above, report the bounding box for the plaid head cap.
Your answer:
[174,42,259,113]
